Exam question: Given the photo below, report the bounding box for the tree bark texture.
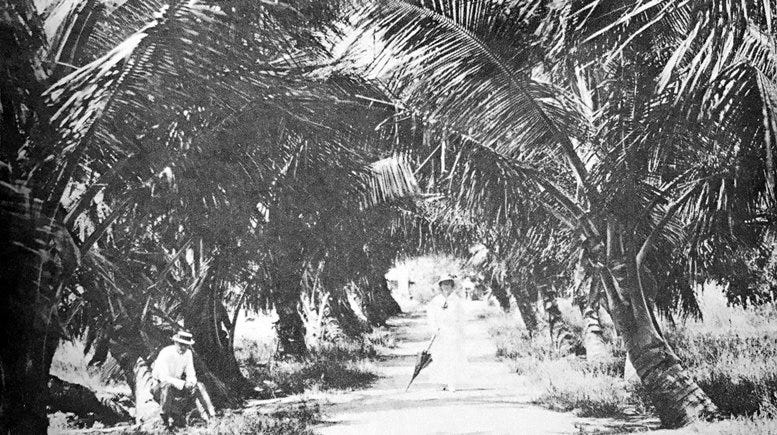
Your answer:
[186,280,250,402]
[329,293,372,338]
[489,281,511,311]
[509,280,538,333]
[581,279,609,362]
[598,255,718,427]
[274,282,308,357]
[539,281,577,356]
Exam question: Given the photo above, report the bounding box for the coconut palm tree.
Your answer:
[1,0,86,429]
[333,0,777,427]
[2,0,419,428]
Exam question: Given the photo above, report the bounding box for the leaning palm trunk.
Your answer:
[598,255,717,427]
[186,281,250,403]
[489,279,512,311]
[509,281,538,333]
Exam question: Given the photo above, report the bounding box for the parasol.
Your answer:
[405,332,438,391]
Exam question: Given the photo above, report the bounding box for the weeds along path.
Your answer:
[313,300,650,435]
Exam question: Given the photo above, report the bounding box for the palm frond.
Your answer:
[361,155,419,209]
[339,0,593,194]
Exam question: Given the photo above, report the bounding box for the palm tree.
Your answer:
[334,0,777,427]
[3,0,419,428]
[1,0,84,430]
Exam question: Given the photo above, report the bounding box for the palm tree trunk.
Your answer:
[329,292,372,337]
[374,278,402,317]
[509,281,538,333]
[1,319,58,434]
[0,4,62,431]
[581,279,608,362]
[0,187,63,434]
[489,280,511,311]
[539,280,577,356]
[598,252,717,427]
[186,280,249,400]
[360,276,401,326]
[274,283,307,357]
[132,357,157,424]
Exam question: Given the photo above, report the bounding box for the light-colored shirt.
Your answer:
[428,293,464,335]
[152,345,197,390]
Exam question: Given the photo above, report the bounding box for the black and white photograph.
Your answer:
[2,0,777,433]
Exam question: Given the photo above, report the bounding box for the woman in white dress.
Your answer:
[427,275,468,391]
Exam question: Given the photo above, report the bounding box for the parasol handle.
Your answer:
[425,329,439,352]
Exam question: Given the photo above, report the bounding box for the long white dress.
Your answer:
[427,292,468,390]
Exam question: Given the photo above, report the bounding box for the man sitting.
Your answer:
[151,330,215,428]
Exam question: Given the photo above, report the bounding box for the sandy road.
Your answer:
[313,301,652,435]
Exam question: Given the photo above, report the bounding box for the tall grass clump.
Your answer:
[532,358,638,418]
[489,313,555,374]
[488,309,644,417]
[488,289,777,427]
[665,291,777,417]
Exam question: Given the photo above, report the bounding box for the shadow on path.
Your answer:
[312,301,659,435]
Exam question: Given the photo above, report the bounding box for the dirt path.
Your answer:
[313,300,654,435]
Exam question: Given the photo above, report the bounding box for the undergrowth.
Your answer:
[50,310,389,432]
[51,401,322,434]
[240,328,387,395]
[488,290,777,429]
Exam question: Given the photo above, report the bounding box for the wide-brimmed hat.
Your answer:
[437,274,456,286]
[172,330,195,346]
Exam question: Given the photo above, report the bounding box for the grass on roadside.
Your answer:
[50,308,390,432]
[487,290,777,428]
[239,327,390,395]
[51,401,322,434]
[679,409,777,434]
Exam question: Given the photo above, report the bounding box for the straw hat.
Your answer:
[172,330,195,346]
[437,274,456,286]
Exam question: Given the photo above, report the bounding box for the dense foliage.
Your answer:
[3,0,777,432]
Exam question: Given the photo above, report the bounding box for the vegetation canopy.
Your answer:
[2,0,777,432]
